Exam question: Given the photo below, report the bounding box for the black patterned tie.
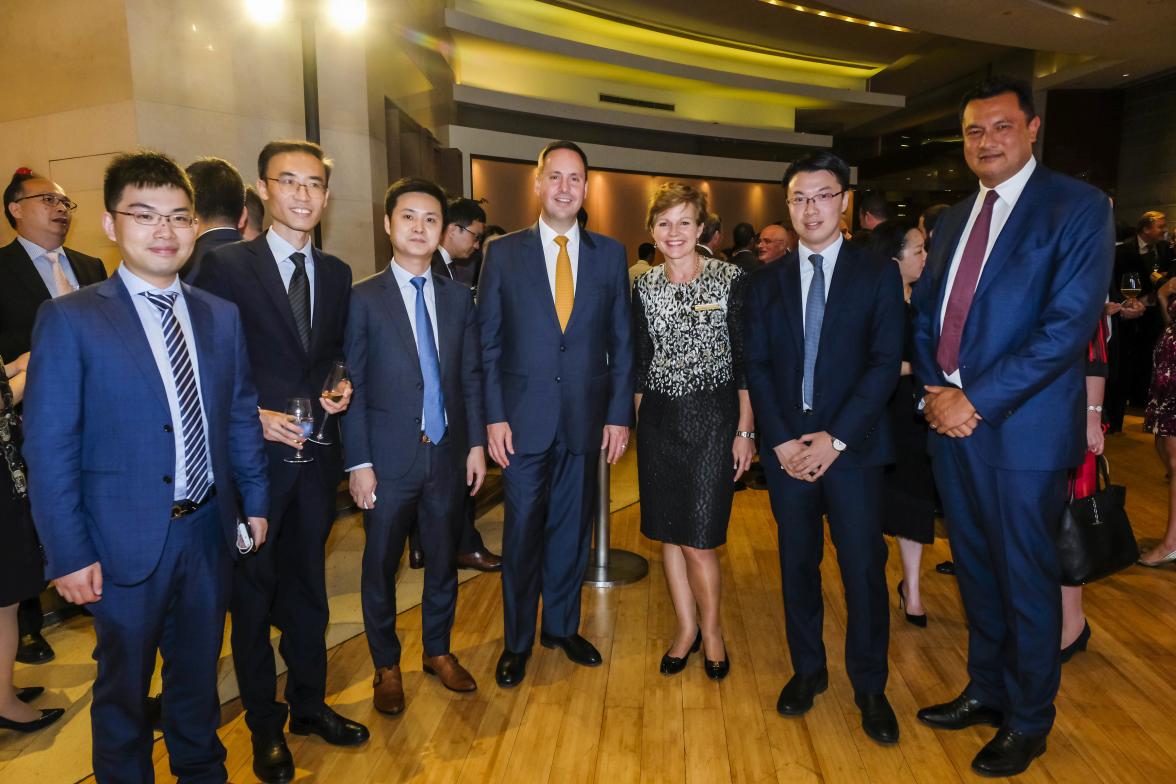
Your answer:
[142,291,212,503]
[288,251,311,352]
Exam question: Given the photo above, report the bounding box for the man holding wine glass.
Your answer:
[192,140,366,783]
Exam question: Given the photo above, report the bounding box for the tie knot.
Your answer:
[554,235,569,249]
[411,276,428,292]
[289,251,306,270]
[808,253,823,269]
[45,250,61,265]
[143,291,179,313]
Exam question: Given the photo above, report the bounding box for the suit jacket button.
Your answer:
[163,424,172,433]
[555,376,561,383]
[163,475,173,484]
[417,382,423,390]
[560,344,566,352]
[415,417,421,424]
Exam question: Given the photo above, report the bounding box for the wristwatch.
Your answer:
[736,430,756,440]
[1087,405,1103,413]
[831,437,848,453]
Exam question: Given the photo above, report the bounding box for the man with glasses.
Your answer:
[0,168,107,666]
[192,140,365,784]
[756,220,796,265]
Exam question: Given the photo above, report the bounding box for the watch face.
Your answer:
[832,438,847,452]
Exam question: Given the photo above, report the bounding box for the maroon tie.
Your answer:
[937,189,1000,375]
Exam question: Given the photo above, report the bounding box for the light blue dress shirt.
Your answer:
[266,227,315,320]
[17,235,79,297]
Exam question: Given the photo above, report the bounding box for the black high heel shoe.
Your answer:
[0,707,65,733]
[1060,621,1091,663]
[704,639,730,681]
[660,629,702,675]
[897,580,928,627]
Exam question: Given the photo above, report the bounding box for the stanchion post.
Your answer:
[584,449,648,587]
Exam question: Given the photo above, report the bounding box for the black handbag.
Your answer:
[1057,456,1139,586]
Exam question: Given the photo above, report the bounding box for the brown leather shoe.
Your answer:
[372,666,405,715]
[456,548,503,572]
[423,654,478,692]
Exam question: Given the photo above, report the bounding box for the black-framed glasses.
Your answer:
[15,193,77,212]
[786,190,845,208]
[456,224,484,243]
[264,176,327,196]
[111,210,197,228]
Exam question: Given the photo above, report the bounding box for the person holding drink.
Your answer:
[192,140,366,783]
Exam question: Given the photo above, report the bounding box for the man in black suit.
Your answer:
[192,140,368,783]
[343,177,486,716]
[696,212,724,259]
[728,221,759,274]
[1,167,107,665]
[243,185,265,241]
[852,191,889,245]
[744,151,904,745]
[180,157,247,283]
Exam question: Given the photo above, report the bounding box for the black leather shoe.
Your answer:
[251,732,295,784]
[540,633,602,666]
[409,548,425,569]
[288,707,369,746]
[855,693,899,745]
[16,632,54,665]
[917,694,1004,730]
[1060,621,1091,664]
[660,629,701,675]
[935,560,956,576]
[972,729,1047,777]
[496,650,531,688]
[15,686,44,703]
[776,669,829,716]
[0,707,64,733]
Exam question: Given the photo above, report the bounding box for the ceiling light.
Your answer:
[327,0,366,31]
[1024,0,1113,24]
[245,0,284,25]
[757,0,914,32]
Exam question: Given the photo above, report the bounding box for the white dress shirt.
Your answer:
[938,156,1037,387]
[537,218,580,299]
[118,265,211,501]
[797,234,842,326]
[18,235,78,297]
[266,227,315,320]
[437,245,456,278]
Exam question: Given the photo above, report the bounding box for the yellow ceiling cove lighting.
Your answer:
[757,0,915,32]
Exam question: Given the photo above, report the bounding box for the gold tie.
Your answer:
[46,251,73,297]
[554,235,574,331]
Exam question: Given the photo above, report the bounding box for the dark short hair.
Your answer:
[782,151,851,194]
[384,177,447,221]
[858,191,889,221]
[243,185,264,231]
[637,242,655,262]
[958,75,1036,126]
[3,168,39,229]
[186,157,245,225]
[446,197,486,229]
[258,140,332,184]
[866,220,918,261]
[732,221,755,249]
[700,213,722,244]
[920,203,950,236]
[538,140,588,172]
[104,151,194,212]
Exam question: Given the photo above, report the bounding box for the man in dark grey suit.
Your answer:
[342,177,486,716]
[180,157,247,282]
[430,197,485,287]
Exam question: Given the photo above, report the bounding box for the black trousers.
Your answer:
[409,492,484,554]
[362,438,461,668]
[229,463,336,736]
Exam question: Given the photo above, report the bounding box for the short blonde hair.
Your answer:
[646,182,707,230]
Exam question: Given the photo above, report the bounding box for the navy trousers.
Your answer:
[361,438,461,667]
[500,437,597,653]
[931,435,1067,735]
[764,463,890,695]
[88,503,230,784]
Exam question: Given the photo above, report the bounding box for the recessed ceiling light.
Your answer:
[756,0,914,32]
[1123,73,1131,77]
[1024,0,1113,24]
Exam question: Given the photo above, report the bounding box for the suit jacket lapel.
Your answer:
[816,245,855,355]
[246,235,305,355]
[434,277,462,376]
[3,240,52,301]
[97,277,170,412]
[184,289,219,423]
[64,248,101,286]
[928,200,972,343]
[524,224,562,332]
[775,251,804,357]
[564,230,597,335]
[380,270,422,377]
[972,167,1047,304]
[308,246,332,356]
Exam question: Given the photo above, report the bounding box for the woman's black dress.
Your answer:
[882,302,937,544]
[633,259,746,549]
[0,360,45,607]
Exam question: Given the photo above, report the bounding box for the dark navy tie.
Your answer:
[288,251,311,352]
[143,291,211,503]
[802,253,825,410]
[411,277,446,443]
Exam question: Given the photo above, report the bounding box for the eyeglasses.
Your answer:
[786,190,845,208]
[265,176,327,196]
[111,210,197,229]
[14,193,78,212]
[456,224,484,243]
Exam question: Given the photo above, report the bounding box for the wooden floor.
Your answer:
[139,422,1176,784]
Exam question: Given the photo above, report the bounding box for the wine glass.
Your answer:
[283,397,315,464]
[1121,272,1142,302]
[306,361,349,446]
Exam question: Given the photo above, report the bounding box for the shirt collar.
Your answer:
[797,233,844,266]
[538,217,580,249]
[980,155,1036,207]
[117,262,181,296]
[197,225,239,240]
[266,226,313,264]
[389,258,432,289]
[16,235,64,260]
[438,245,453,266]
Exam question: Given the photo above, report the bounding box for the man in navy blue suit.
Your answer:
[912,77,1113,777]
[23,151,269,782]
[744,151,905,746]
[343,177,486,716]
[478,141,634,687]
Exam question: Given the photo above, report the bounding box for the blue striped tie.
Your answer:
[411,277,446,444]
[802,253,825,410]
[143,291,212,503]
